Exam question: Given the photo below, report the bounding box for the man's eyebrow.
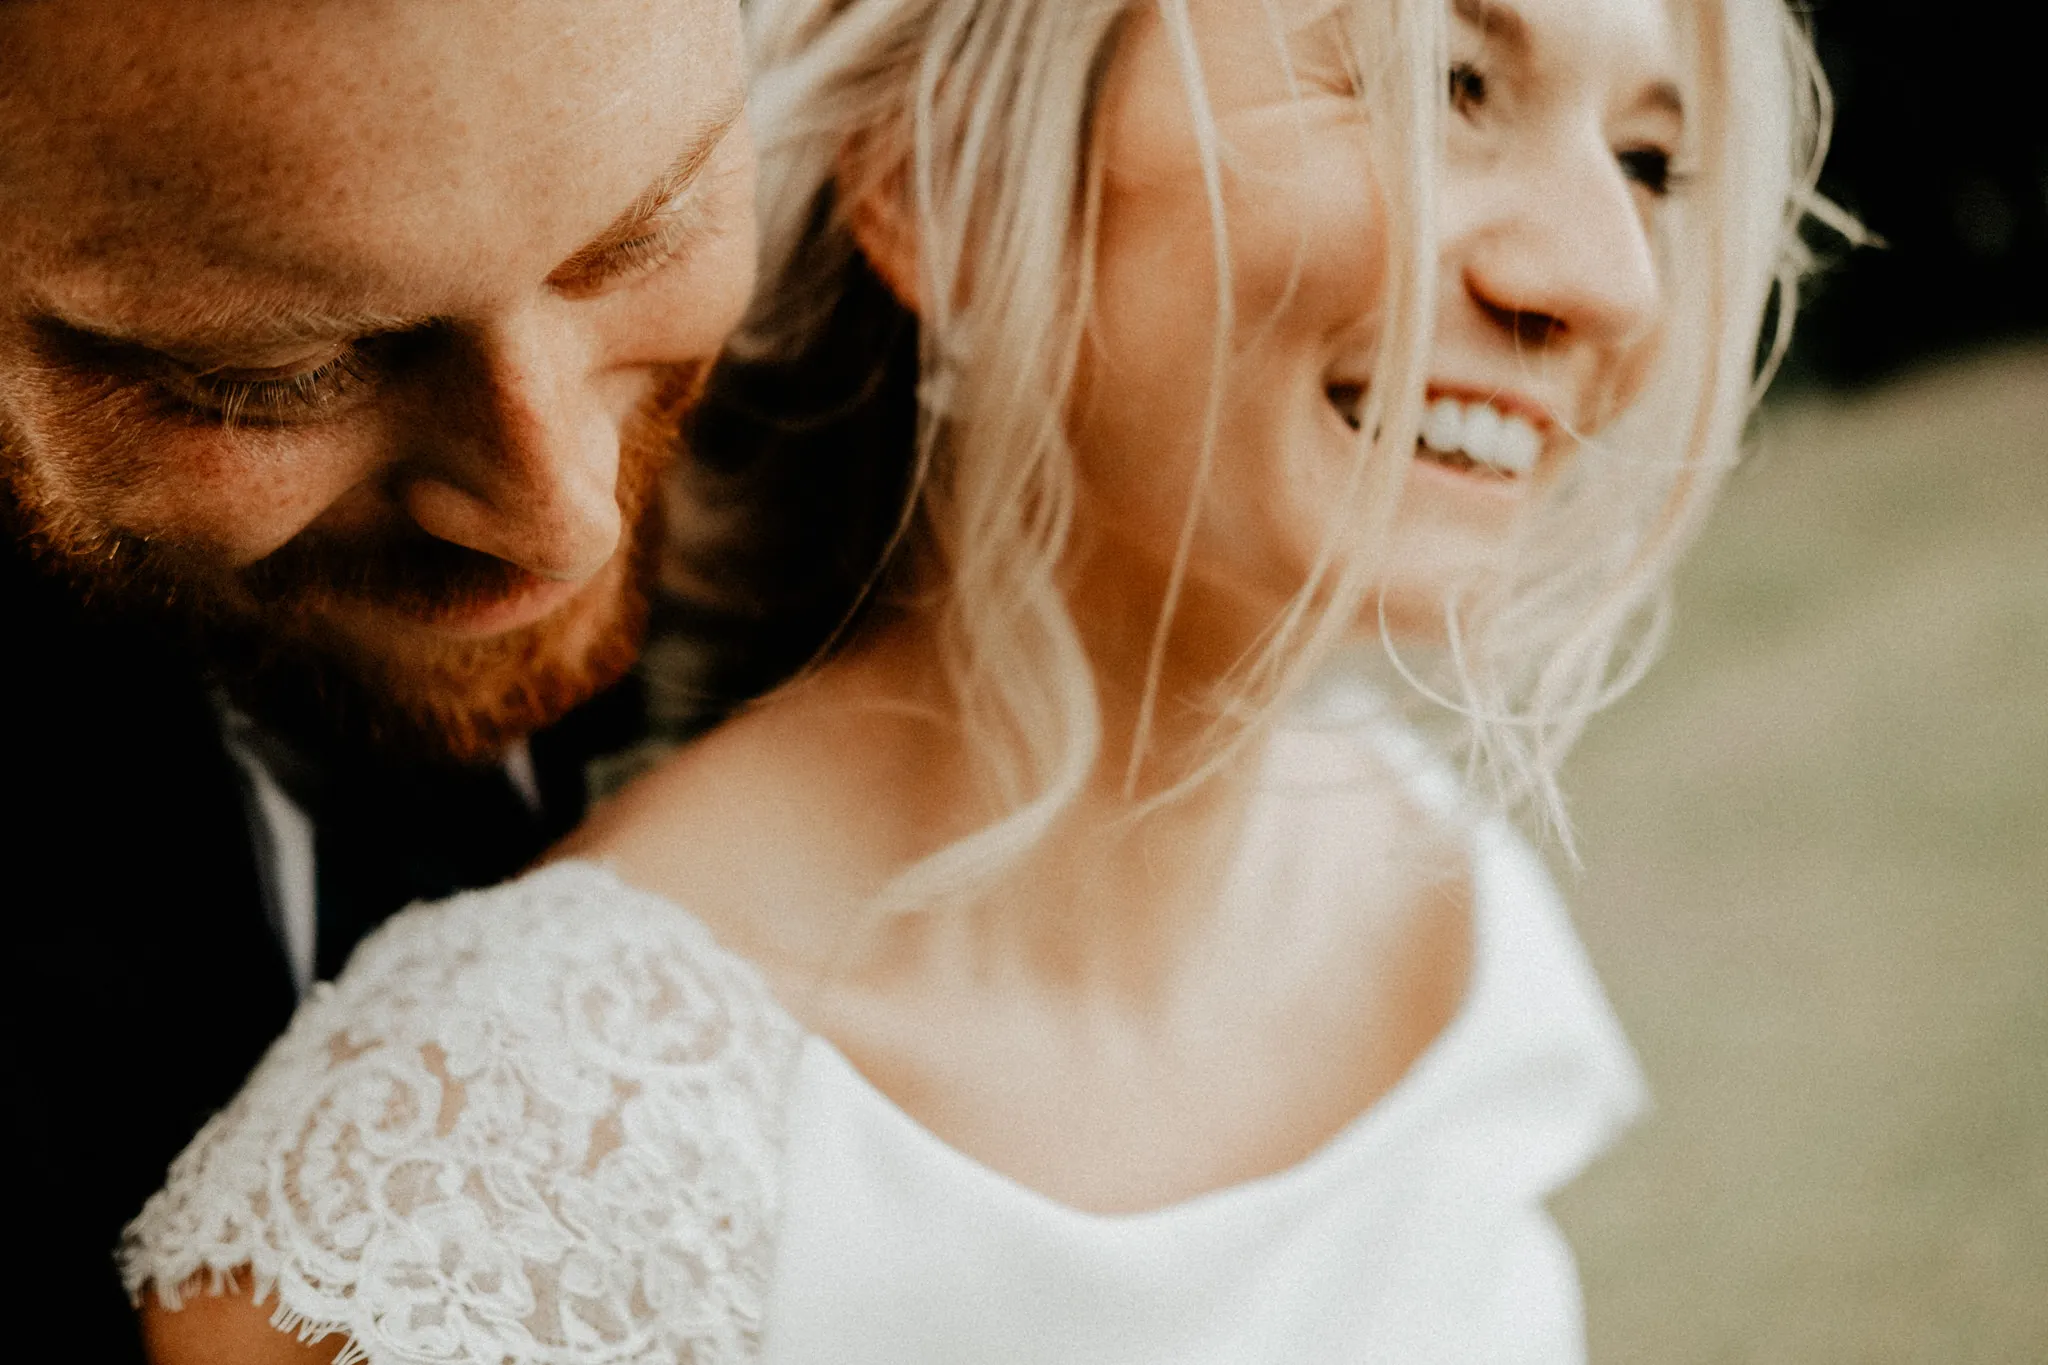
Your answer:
[35,302,423,364]
[546,94,746,288]
[35,97,749,357]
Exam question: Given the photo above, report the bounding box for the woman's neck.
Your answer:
[567,591,1468,1212]
[776,608,1468,1216]
[797,591,1393,1006]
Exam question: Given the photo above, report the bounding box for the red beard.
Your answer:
[2,366,702,765]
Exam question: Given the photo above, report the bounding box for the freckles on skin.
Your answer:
[7,359,376,566]
[113,428,377,567]
[2,0,743,304]
[2,0,751,575]
[0,0,750,761]
[577,125,763,377]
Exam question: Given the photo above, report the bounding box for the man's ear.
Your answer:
[839,135,923,314]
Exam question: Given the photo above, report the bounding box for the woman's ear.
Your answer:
[839,136,923,314]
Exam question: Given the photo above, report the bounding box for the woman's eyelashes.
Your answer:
[1616,144,1680,197]
[1448,60,1488,117]
[1446,56,1682,201]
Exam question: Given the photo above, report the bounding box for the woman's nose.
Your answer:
[1456,126,1662,354]
[399,311,625,583]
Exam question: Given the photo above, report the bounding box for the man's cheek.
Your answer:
[61,419,380,568]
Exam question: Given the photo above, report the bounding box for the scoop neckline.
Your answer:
[548,686,1503,1225]
[795,932,1494,1230]
[552,805,1504,1228]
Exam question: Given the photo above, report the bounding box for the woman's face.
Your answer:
[1071,0,1686,640]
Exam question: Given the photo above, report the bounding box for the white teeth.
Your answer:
[1493,418,1542,473]
[1463,404,1505,466]
[1416,396,1542,477]
[1422,398,1464,453]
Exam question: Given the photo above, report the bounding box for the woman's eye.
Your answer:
[158,347,374,427]
[1447,61,1487,116]
[1617,146,1675,197]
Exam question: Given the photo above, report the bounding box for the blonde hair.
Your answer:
[734,0,1842,901]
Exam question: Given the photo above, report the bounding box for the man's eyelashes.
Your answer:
[155,348,377,427]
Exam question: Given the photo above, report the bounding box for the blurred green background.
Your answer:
[1553,342,2048,1360]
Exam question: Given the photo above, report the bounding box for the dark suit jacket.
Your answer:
[0,545,642,1363]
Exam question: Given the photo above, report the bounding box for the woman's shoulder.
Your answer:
[123,861,805,1365]
[332,858,797,1020]
[562,670,957,975]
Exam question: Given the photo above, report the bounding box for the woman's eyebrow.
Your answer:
[1452,0,1685,124]
[1638,80,1685,122]
[546,94,746,289]
[1452,0,1529,52]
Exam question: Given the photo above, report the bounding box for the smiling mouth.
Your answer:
[1326,385,1545,479]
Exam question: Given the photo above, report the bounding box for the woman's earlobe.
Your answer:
[840,144,924,315]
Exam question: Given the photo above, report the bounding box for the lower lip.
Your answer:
[1410,443,1529,496]
[441,576,589,637]
[1393,454,1524,530]
[340,574,592,640]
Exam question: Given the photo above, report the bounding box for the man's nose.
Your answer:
[400,312,623,582]
[1457,127,1662,353]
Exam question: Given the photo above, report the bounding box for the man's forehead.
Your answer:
[1,0,744,329]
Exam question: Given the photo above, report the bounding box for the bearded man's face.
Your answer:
[0,0,757,762]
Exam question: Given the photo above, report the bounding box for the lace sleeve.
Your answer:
[121,862,804,1365]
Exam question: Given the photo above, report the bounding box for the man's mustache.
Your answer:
[240,526,535,619]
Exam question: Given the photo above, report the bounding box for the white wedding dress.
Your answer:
[123,692,1646,1364]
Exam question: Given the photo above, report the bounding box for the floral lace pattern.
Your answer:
[122,862,805,1365]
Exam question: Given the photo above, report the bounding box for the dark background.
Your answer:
[1787,0,2048,385]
